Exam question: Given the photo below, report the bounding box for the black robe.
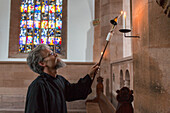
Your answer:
[25,72,92,113]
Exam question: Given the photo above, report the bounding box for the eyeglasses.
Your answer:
[42,51,55,61]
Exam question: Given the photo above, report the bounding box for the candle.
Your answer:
[124,12,126,29]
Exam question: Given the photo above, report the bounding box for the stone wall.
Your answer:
[0,61,96,113]
[110,56,133,108]
[93,0,170,112]
[132,0,170,112]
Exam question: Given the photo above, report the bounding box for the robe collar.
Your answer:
[40,72,58,79]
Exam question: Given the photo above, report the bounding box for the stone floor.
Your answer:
[86,102,101,113]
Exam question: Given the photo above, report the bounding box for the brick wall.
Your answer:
[0,61,96,113]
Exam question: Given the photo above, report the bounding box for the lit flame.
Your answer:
[117,11,124,20]
[124,12,126,18]
[101,52,103,55]
[121,11,124,15]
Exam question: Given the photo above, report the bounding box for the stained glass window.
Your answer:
[19,0,63,53]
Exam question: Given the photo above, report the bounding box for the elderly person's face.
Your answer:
[40,48,66,70]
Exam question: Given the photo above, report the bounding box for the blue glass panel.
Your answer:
[55,29,61,37]
[42,5,48,13]
[49,45,54,51]
[41,29,48,36]
[26,36,33,52]
[22,0,27,4]
[27,13,34,20]
[35,5,41,13]
[20,20,27,28]
[34,36,40,45]
[49,13,55,20]
[20,28,27,36]
[56,5,62,13]
[41,20,48,29]
[48,29,55,36]
[49,5,55,13]
[28,5,34,13]
[34,45,38,48]
[34,29,40,36]
[35,0,41,4]
[48,37,54,45]
[27,20,33,29]
[21,4,27,13]
[34,13,41,20]
[42,0,48,5]
[26,36,33,45]
[54,37,62,45]
[41,36,48,44]
[21,13,27,20]
[56,20,62,29]
[26,45,32,52]
[19,36,26,45]
[34,21,40,29]
[56,0,62,5]
[49,0,55,4]
[27,28,33,36]
[56,13,62,20]
[55,45,61,53]
[49,20,55,29]
[19,45,25,52]
[42,13,48,20]
[28,0,34,4]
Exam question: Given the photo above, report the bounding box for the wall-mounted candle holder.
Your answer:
[119,29,140,38]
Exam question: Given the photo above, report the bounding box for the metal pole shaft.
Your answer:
[99,41,109,66]
[91,40,110,84]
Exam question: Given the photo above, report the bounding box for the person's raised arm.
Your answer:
[64,63,100,101]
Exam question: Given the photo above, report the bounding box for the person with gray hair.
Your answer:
[25,44,99,113]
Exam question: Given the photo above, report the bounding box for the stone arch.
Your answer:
[113,73,115,82]
[125,70,130,88]
[112,72,115,91]
[120,70,124,88]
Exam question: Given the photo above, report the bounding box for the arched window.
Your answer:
[120,70,124,88]
[112,73,115,91]
[9,0,67,58]
[125,70,130,88]
[20,0,63,53]
[113,73,115,82]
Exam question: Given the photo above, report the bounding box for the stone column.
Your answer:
[132,0,170,112]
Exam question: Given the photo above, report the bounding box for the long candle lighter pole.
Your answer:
[91,24,116,84]
[90,11,123,85]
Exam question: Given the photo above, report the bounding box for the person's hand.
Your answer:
[88,63,100,79]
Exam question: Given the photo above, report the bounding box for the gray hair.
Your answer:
[27,44,50,74]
